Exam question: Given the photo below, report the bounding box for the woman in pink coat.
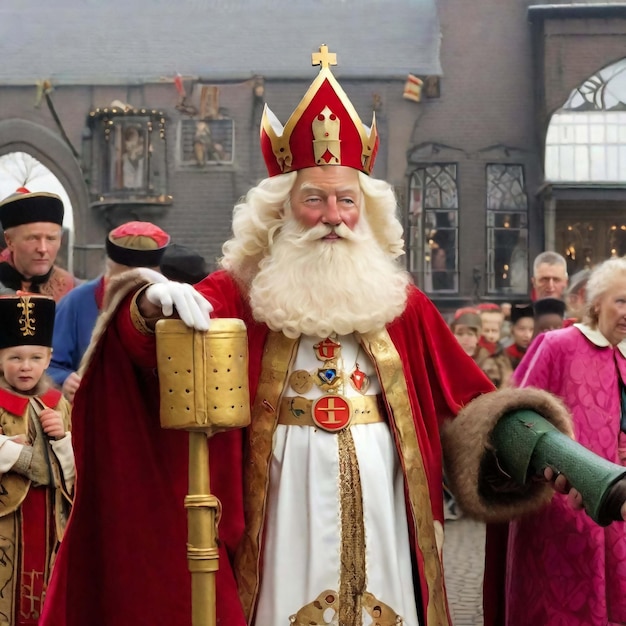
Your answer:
[509,257,626,626]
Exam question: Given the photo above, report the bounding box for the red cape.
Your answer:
[42,270,499,626]
[40,291,246,626]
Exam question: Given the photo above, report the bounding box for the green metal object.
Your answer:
[492,410,626,526]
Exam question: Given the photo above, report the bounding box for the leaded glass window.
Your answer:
[408,164,458,293]
[486,164,528,294]
[546,58,626,183]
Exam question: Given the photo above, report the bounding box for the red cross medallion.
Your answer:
[314,337,341,362]
[312,394,352,432]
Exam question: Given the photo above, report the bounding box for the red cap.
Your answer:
[453,306,480,321]
[106,221,170,267]
[476,303,502,312]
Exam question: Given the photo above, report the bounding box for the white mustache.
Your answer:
[296,222,359,242]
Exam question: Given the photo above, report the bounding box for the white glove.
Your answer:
[145,282,213,331]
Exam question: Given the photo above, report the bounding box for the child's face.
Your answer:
[481,358,502,388]
[0,345,52,393]
[512,318,534,349]
[453,325,479,356]
[481,313,503,344]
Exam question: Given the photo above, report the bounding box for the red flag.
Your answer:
[174,74,186,97]
[403,74,423,102]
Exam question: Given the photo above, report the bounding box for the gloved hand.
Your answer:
[145,282,213,331]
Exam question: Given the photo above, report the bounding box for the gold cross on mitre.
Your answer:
[312,44,337,69]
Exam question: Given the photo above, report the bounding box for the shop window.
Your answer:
[408,164,458,293]
[84,107,171,207]
[486,164,528,294]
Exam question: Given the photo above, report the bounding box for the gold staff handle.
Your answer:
[156,318,250,626]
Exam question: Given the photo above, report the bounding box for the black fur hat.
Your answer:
[0,188,64,229]
[0,295,55,349]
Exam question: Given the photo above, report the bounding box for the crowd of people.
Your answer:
[0,46,623,626]
[445,249,626,625]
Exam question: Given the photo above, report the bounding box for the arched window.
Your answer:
[546,58,626,275]
[408,163,459,293]
[546,58,626,183]
[486,163,528,294]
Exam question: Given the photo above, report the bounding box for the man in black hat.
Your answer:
[0,187,77,301]
[533,297,566,336]
[159,243,209,284]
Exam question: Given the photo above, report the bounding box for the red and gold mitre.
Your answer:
[260,45,379,177]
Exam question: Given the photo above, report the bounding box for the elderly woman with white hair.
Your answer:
[504,257,626,626]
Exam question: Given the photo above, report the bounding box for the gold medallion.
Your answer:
[313,336,341,362]
[312,394,352,432]
[289,369,314,394]
[314,366,342,392]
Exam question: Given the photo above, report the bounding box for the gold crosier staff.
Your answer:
[155,318,251,626]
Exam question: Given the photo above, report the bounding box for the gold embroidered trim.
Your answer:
[359,329,450,626]
[338,428,366,626]
[234,331,299,621]
[0,510,18,620]
[290,589,403,625]
[17,297,35,337]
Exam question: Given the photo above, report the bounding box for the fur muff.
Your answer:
[441,386,573,523]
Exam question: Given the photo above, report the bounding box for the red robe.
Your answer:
[41,270,495,626]
[39,283,246,626]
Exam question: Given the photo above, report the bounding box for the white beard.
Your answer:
[249,219,411,339]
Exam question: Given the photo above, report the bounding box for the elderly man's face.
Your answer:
[289,166,361,236]
[4,222,62,279]
[532,262,568,299]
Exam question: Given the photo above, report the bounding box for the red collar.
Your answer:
[478,336,498,355]
[0,386,62,415]
[505,343,527,360]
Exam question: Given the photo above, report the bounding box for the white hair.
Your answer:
[584,257,626,326]
[220,170,405,287]
[533,250,568,277]
[219,169,410,337]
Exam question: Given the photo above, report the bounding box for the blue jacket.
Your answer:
[48,277,102,386]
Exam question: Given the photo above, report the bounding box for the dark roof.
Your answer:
[0,0,441,85]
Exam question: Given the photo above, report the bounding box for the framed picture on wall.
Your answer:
[86,107,170,206]
[109,121,148,191]
[178,118,234,167]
